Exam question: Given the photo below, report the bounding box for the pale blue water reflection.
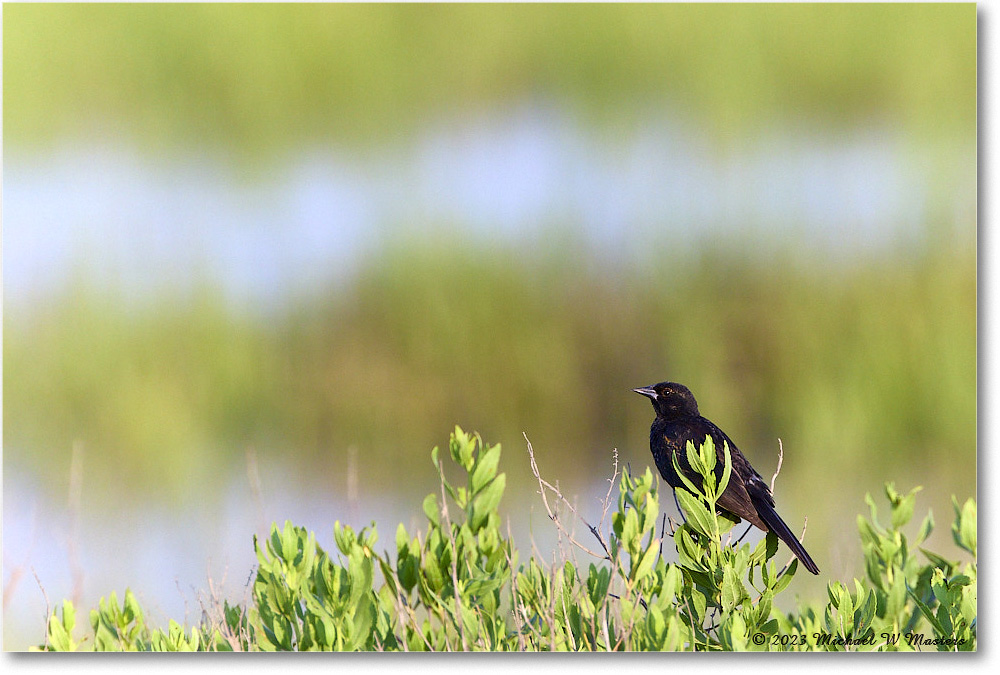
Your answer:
[4,107,949,311]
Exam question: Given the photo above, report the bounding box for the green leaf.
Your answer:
[885,571,907,619]
[675,525,705,571]
[689,587,707,621]
[853,589,877,634]
[759,618,778,637]
[458,600,480,644]
[721,566,747,612]
[124,589,142,626]
[48,613,71,651]
[930,568,949,605]
[670,445,702,497]
[395,522,409,553]
[856,514,879,546]
[764,530,779,563]
[349,596,375,651]
[890,486,921,529]
[698,435,717,477]
[959,581,977,626]
[422,493,440,527]
[752,529,779,571]
[675,488,716,538]
[773,559,798,594]
[471,442,502,495]
[587,564,612,607]
[631,540,659,584]
[61,599,76,635]
[685,439,707,478]
[647,604,666,644]
[661,563,681,600]
[907,585,947,636]
[826,581,851,616]
[333,521,355,556]
[348,549,374,608]
[916,509,935,545]
[717,440,733,499]
[470,473,505,531]
[761,558,773,588]
[664,614,684,651]
[463,575,502,599]
[951,497,976,556]
[864,493,881,531]
[753,592,773,629]
[449,429,464,465]
[450,426,476,472]
[728,612,749,650]
[920,548,957,573]
[622,506,640,551]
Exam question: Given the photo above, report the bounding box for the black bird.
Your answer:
[633,381,819,575]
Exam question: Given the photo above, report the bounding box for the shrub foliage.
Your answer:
[38,427,976,651]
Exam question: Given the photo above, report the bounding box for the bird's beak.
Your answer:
[632,386,657,400]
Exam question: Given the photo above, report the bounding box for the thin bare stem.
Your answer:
[525,433,611,560]
[560,589,577,651]
[386,564,430,651]
[672,488,688,525]
[770,439,814,577]
[733,522,754,548]
[33,568,51,650]
[598,448,620,531]
[658,512,671,560]
[771,438,785,493]
[435,459,468,651]
[504,518,528,651]
[601,602,613,652]
[199,570,244,651]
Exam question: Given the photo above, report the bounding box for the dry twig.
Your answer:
[435,459,468,651]
[769,439,811,575]
[525,433,613,560]
[33,568,51,650]
[770,438,785,493]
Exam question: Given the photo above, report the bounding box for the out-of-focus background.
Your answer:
[3,4,975,650]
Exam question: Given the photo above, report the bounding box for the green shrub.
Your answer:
[37,427,976,651]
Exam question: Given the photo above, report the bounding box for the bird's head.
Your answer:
[632,381,699,419]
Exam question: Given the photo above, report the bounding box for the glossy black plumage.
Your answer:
[633,381,819,575]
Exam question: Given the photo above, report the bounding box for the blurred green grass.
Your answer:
[4,235,976,536]
[4,3,975,158]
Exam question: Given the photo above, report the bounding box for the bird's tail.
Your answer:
[753,498,820,575]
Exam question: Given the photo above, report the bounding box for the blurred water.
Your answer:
[1,105,968,648]
[3,105,944,312]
